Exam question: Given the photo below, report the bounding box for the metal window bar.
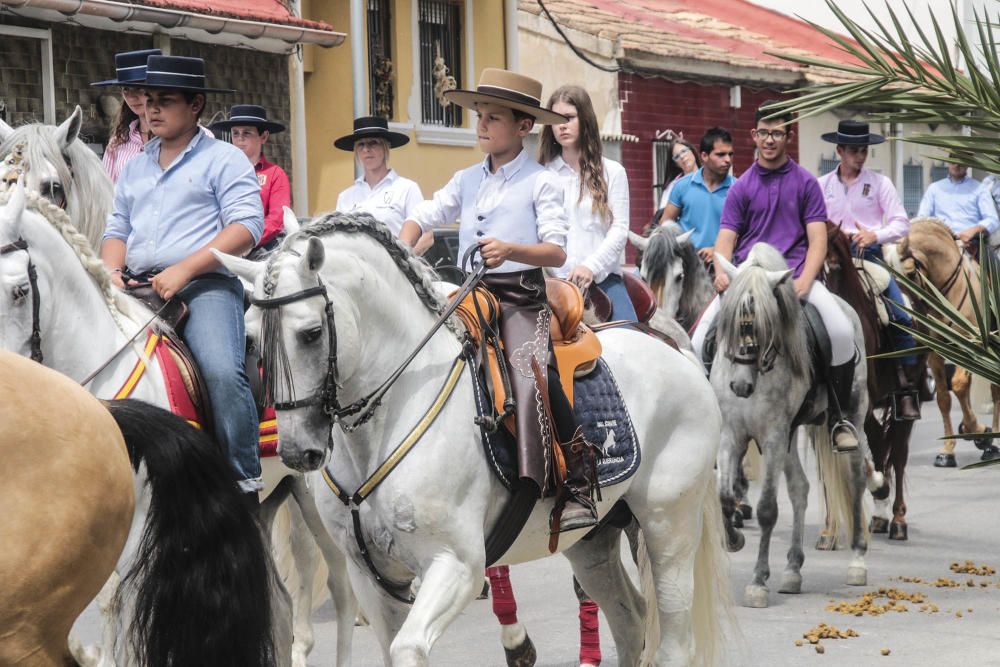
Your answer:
[818,155,839,176]
[652,139,670,208]
[367,0,394,118]
[418,0,462,127]
[902,161,923,217]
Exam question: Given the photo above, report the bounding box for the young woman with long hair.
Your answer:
[658,136,700,209]
[102,87,152,183]
[541,85,637,322]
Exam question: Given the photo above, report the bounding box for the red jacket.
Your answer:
[255,155,291,247]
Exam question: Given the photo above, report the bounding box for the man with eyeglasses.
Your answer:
[692,102,862,453]
[660,127,735,262]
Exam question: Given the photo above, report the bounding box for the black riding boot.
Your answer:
[828,360,860,453]
[556,427,599,532]
[894,361,921,421]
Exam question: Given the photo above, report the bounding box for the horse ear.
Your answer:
[0,116,13,143]
[0,179,26,239]
[211,248,265,284]
[282,206,301,235]
[54,106,83,150]
[302,236,325,273]
[767,269,793,289]
[676,229,694,245]
[715,253,738,280]
[628,231,649,251]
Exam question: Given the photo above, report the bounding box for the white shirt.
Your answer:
[411,148,569,273]
[336,169,423,237]
[548,156,629,283]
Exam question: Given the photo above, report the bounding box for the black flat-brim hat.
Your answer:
[209,104,286,134]
[91,48,162,87]
[821,119,885,146]
[140,55,234,94]
[444,68,567,125]
[334,116,410,151]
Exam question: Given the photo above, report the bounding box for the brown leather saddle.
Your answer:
[586,272,657,325]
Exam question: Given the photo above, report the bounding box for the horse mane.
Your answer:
[0,123,113,251]
[643,222,712,328]
[266,211,464,340]
[718,243,809,376]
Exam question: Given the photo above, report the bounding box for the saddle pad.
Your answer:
[474,358,640,490]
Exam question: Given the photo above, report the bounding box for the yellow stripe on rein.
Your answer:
[114,332,160,399]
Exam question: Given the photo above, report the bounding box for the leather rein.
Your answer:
[902,246,970,313]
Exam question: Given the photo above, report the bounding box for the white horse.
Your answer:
[217,211,733,667]
[711,244,870,608]
[0,106,112,251]
[0,183,358,665]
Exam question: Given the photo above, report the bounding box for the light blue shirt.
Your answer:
[667,167,735,249]
[104,130,264,273]
[917,175,999,235]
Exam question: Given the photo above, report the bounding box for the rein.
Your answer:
[903,245,970,313]
[1,238,43,362]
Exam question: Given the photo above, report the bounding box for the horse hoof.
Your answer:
[504,635,537,667]
[934,453,957,468]
[871,516,890,534]
[779,572,803,594]
[980,445,1000,461]
[889,522,908,541]
[847,567,868,586]
[727,531,746,552]
[732,512,744,529]
[973,427,994,451]
[477,578,490,600]
[739,503,753,520]
[815,533,838,551]
[743,585,769,608]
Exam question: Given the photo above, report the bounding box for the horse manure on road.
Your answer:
[826,587,926,616]
[949,560,996,576]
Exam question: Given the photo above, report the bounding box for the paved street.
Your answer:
[307,404,1000,666]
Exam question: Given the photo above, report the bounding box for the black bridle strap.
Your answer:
[1,238,42,363]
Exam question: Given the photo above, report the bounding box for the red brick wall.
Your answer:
[620,73,799,256]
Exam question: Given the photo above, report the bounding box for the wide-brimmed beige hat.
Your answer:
[444,69,567,125]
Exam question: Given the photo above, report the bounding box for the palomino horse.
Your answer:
[0,106,112,251]
[713,244,870,608]
[0,182,317,665]
[896,218,1000,467]
[0,350,276,665]
[824,225,920,541]
[217,212,732,667]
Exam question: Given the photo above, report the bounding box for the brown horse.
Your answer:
[898,218,1000,467]
[0,349,134,666]
[824,224,924,541]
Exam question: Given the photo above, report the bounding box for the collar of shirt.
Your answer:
[692,167,734,191]
[752,158,795,177]
[255,154,273,171]
[144,128,208,172]
[127,119,145,146]
[353,168,399,190]
[548,155,575,175]
[481,147,530,181]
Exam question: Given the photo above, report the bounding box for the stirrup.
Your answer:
[831,419,859,453]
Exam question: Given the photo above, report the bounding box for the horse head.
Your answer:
[630,223,697,324]
[0,182,48,361]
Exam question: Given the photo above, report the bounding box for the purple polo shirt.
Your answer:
[720,158,828,277]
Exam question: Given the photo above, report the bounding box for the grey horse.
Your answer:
[712,243,870,608]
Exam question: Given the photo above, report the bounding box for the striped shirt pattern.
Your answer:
[102,119,145,184]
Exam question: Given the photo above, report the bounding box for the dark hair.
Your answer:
[538,85,612,225]
[755,100,793,125]
[700,127,733,154]
[660,138,701,190]
[110,97,141,148]
[512,108,536,127]
[180,91,207,120]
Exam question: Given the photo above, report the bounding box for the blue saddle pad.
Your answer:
[472,358,640,490]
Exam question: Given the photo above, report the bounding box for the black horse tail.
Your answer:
[108,399,276,667]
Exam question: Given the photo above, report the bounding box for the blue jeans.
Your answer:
[179,274,262,491]
[598,274,638,322]
[857,244,917,365]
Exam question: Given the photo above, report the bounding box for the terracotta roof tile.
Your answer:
[135,0,334,32]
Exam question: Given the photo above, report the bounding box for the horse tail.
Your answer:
[635,481,735,667]
[812,425,869,544]
[108,399,276,667]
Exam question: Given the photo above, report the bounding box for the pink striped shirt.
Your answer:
[102,120,145,184]
[817,166,909,243]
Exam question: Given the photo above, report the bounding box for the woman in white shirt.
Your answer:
[541,86,637,321]
[334,116,425,242]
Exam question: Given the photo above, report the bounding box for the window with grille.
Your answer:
[367,0,393,119]
[652,139,671,208]
[930,163,949,184]
[902,162,923,216]
[818,155,839,176]
[418,0,463,127]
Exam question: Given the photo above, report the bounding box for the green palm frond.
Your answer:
[765,0,1000,174]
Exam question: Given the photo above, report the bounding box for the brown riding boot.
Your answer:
[556,428,599,533]
[894,362,921,421]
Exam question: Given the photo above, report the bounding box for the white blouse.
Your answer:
[548,156,630,283]
[335,169,423,237]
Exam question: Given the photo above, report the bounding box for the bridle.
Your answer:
[899,244,969,312]
[1,141,70,210]
[731,295,777,373]
[0,238,43,363]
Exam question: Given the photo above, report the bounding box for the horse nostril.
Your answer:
[303,448,325,470]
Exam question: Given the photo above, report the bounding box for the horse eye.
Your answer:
[11,283,29,304]
[42,181,64,203]
[299,326,323,344]
[674,273,684,282]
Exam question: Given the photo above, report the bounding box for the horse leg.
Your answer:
[574,577,601,667]
[746,436,785,608]
[953,368,986,440]
[345,561,409,666]
[565,526,645,667]
[846,448,870,585]
[779,441,808,594]
[486,565,536,666]
[388,550,481,666]
[288,475,357,667]
[930,356,957,457]
[717,428,748,552]
[889,423,912,541]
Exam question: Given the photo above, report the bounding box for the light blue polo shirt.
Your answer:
[667,167,735,249]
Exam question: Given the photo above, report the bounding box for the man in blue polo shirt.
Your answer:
[661,126,735,261]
